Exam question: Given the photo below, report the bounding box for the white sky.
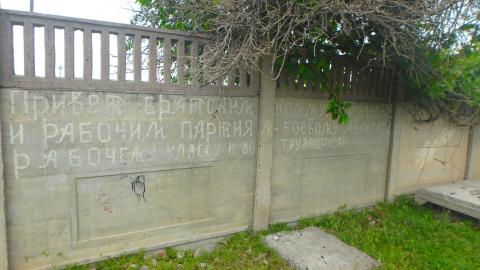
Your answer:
[0,0,137,23]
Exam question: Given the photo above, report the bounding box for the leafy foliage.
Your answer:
[326,88,351,125]
[410,21,480,125]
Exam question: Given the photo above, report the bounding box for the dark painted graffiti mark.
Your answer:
[130,175,146,202]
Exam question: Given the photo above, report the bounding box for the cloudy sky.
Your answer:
[1,0,137,23]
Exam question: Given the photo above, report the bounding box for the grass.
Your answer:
[66,223,293,270]
[298,196,480,270]
[67,196,480,270]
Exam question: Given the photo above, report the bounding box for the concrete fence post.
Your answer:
[0,122,8,269]
[0,17,9,270]
[385,102,400,201]
[465,124,480,179]
[253,56,276,231]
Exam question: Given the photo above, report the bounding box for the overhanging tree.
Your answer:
[132,0,479,124]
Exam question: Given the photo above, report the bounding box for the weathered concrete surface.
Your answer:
[415,180,480,219]
[172,234,225,256]
[387,103,469,199]
[264,227,380,270]
[270,98,392,223]
[466,125,480,179]
[253,57,275,231]
[0,14,11,270]
[1,89,259,269]
[0,122,8,270]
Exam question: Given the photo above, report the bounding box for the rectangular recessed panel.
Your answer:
[300,155,369,199]
[75,166,212,242]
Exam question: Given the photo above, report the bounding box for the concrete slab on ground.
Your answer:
[264,227,380,270]
[415,180,480,219]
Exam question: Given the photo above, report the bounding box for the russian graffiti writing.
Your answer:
[3,90,258,179]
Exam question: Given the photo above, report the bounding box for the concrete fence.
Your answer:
[0,9,475,270]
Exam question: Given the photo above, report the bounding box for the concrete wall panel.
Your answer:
[0,88,475,269]
[387,103,469,199]
[270,98,392,223]
[0,89,258,269]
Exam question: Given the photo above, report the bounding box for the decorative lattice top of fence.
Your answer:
[276,56,397,102]
[0,9,260,95]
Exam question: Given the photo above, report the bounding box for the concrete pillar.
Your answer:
[385,102,400,201]
[0,122,7,269]
[465,124,480,179]
[253,56,276,231]
[0,17,9,270]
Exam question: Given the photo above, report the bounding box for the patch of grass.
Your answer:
[66,223,292,270]
[67,196,480,269]
[298,196,480,270]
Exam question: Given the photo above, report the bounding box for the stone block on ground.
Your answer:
[264,227,380,270]
[415,180,480,219]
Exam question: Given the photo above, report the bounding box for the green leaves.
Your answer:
[135,0,152,6]
[326,96,351,125]
[407,16,480,124]
[326,83,352,125]
[415,39,480,110]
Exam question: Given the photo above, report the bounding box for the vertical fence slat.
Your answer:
[203,43,211,85]
[338,58,347,91]
[312,79,320,93]
[369,68,378,96]
[299,57,307,91]
[277,69,287,91]
[44,25,55,80]
[177,39,185,85]
[305,80,314,93]
[191,41,198,84]
[215,76,223,87]
[343,59,352,95]
[101,30,110,81]
[386,69,393,96]
[387,68,395,100]
[240,64,247,88]
[384,69,392,97]
[205,43,222,86]
[350,64,359,96]
[330,58,339,90]
[133,33,142,82]
[163,37,172,84]
[367,67,376,96]
[228,70,236,87]
[117,32,126,81]
[64,25,74,80]
[360,68,369,96]
[148,35,157,83]
[0,20,13,82]
[287,75,296,91]
[83,28,92,80]
[24,23,34,78]
[251,69,261,91]
[376,68,385,96]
